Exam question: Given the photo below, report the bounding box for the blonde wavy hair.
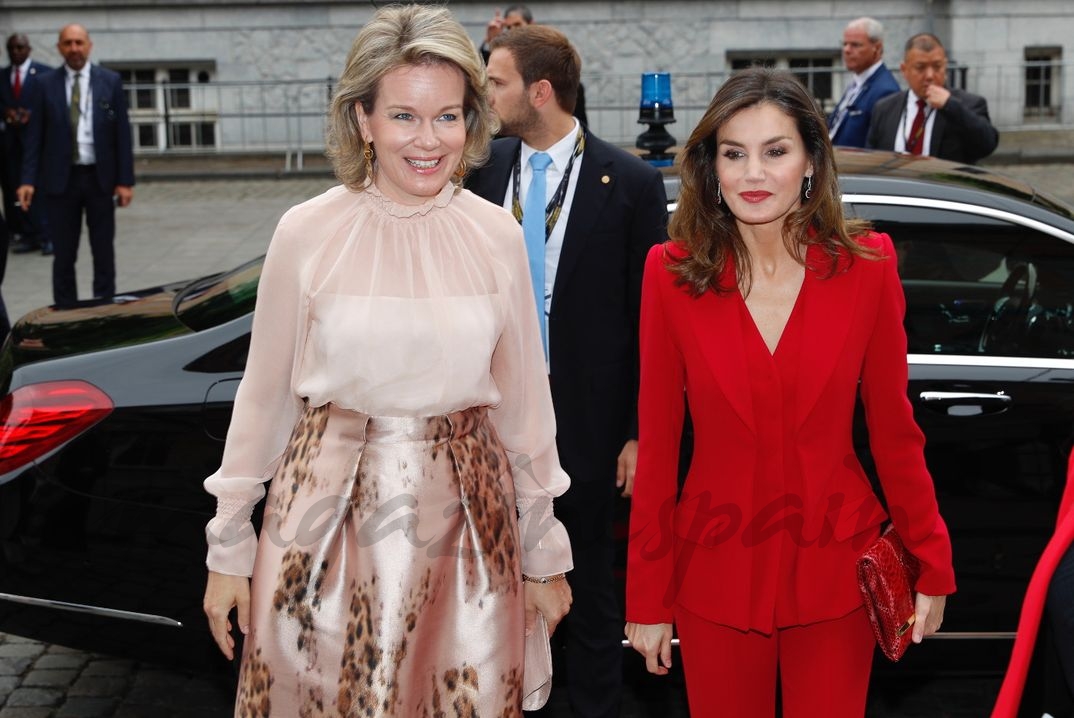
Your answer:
[326,4,495,191]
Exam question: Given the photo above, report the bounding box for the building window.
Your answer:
[1025,47,1061,120]
[111,63,217,151]
[727,52,838,108]
[120,69,157,110]
[168,68,191,109]
[170,122,216,148]
[788,58,833,103]
[135,124,157,150]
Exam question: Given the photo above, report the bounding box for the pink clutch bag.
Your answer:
[522,612,553,710]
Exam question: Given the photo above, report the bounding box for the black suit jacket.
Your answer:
[0,61,52,142]
[22,63,135,195]
[0,60,52,184]
[466,132,668,482]
[866,88,999,164]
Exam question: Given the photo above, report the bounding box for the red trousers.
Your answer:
[675,605,876,717]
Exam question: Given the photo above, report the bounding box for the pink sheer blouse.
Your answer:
[204,181,572,579]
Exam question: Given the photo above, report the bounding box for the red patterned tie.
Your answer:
[12,67,20,100]
[907,98,927,155]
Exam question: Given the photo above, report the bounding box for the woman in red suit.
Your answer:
[624,67,956,717]
[993,448,1074,717]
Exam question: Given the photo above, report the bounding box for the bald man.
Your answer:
[18,24,134,307]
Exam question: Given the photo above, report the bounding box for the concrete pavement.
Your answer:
[3,176,336,325]
[1,159,1073,716]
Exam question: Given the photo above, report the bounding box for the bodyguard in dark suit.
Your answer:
[466,25,667,718]
[1,33,53,254]
[18,24,134,307]
[827,17,900,148]
[867,32,999,164]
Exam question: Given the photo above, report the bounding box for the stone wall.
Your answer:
[2,1,1071,146]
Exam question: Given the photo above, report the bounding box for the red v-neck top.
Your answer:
[737,276,808,628]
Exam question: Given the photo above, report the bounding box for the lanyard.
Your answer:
[511,126,585,240]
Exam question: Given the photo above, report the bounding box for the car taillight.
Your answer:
[0,380,114,475]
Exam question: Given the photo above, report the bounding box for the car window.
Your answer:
[173,256,263,331]
[852,204,1074,359]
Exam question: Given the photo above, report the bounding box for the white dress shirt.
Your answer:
[65,64,96,165]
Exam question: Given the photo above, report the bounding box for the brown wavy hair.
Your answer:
[326,4,495,191]
[668,67,876,296]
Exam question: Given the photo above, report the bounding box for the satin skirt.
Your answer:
[235,403,525,717]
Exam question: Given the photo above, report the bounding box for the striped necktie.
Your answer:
[70,72,82,164]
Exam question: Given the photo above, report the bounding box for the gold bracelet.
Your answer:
[522,573,567,584]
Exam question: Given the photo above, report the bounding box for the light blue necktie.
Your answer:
[523,151,552,358]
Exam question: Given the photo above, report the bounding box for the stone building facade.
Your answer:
[1,0,1070,153]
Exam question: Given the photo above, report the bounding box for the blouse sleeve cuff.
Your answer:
[204,492,262,577]
[517,497,574,577]
[205,514,258,577]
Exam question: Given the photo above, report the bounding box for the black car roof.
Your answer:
[834,148,1074,230]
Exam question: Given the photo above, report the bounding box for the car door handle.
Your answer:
[918,391,1011,416]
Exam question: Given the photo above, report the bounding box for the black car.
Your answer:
[1,150,1074,689]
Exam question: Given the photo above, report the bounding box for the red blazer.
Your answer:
[626,233,956,630]
[992,449,1074,717]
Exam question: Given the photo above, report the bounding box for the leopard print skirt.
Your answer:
[235,403,525,717]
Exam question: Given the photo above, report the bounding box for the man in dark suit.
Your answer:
[1,33,53,255]
[18,23,134,307]
[466,25,667,718]
[867,32,999,164]
[827,17,900,148]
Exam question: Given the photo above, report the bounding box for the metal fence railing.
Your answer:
[122,59,1071,162]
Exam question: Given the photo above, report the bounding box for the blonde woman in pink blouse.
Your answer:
[200,6,572,715]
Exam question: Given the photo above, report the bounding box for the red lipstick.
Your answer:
[739,191,772,203]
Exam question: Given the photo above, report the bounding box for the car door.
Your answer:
[846,195,1074,643]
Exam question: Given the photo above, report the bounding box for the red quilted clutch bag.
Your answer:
[856,525,921,662]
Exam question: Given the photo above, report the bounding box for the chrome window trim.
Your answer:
[0,592,183,628]
[841,193,1074,244]
[909,353,1074,369]
[670,194,1074,244]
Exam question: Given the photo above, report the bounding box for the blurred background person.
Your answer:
[827,17,900,148]
[1,33,52,256]
[867,32,999,164]
[480,4,588,127]
[18,23,134,307]
[993,446,1074,718]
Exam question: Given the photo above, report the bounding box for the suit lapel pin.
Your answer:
[601,175,611,184]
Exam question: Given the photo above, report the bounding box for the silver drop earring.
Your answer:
[716,178,722,205]
[804,175,813,200]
